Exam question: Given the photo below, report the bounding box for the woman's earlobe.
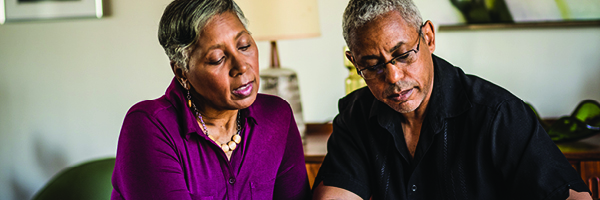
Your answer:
[180,79,186,89]
[179,79,190,90]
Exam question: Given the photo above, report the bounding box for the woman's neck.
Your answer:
[197,108,238,131]
[190,94,239,133]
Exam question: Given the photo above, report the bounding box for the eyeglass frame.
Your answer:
[355,25,425,80]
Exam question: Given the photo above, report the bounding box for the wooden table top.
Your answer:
[557,134,600,161]
[303,123,331,163]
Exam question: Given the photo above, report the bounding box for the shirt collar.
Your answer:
[368,54,472,134]
[164,77,258,139]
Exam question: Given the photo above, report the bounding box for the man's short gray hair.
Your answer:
[343,0,423,50]
[158,0,247,72]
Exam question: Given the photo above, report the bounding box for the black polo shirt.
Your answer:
[314,55,589,199]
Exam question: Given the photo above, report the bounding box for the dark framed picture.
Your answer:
[448,0,600,24]
[1,0,102,24]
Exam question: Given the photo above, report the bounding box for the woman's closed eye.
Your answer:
[209,56,225,65]
[239,44,251,51]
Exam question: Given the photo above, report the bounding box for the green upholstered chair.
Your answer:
[32,157,115,200]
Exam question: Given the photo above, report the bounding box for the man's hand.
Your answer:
[313,182,591,200]
[313,182,363,200]
[568,189,592,200]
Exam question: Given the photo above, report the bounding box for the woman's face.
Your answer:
[184,11,259,111]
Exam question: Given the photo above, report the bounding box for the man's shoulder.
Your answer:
[338,86,375,115]
[433,55,520,111]
[460,73,521,110]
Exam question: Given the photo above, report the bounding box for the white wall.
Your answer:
[0,0,598,199]
[435,28,600,116]
[0,0,174,199]
[414,0,600,117]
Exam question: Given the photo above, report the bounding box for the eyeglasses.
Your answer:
[356,27,423,80]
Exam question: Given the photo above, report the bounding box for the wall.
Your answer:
[0,0,174,199]
[0,0,599,199]
[435,28,600,116]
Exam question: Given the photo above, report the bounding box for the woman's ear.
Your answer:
[171,61,188,89]
[422,20,436,54]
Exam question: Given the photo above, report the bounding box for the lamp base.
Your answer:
[258,67,306,144]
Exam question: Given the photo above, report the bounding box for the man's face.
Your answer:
[348,11,435,114]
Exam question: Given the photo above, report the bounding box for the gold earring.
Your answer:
[187,90,192,108]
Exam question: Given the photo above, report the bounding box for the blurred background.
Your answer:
[0,0,599,199]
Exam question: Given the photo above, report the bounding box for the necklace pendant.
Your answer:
[221,143,230,153]
[192,106,242,154]
[232,134,241,144]
[227,141,237,151]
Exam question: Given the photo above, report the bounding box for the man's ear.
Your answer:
[345,50,356,68]
[422,20,436,54]
[171,61,188,89]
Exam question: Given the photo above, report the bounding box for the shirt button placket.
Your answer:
[226,176,236,200]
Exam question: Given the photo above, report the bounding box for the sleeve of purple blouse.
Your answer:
[272,113,311,200]
[111,111,192,200]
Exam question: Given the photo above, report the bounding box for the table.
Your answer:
[557,134,600,198]
[303,123,330,188]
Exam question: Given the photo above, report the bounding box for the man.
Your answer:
[313,0,592,199]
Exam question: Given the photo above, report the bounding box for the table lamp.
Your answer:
[236,0,321,143]
[344,46,366,95]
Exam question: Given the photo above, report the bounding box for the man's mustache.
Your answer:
[382,80,418,97]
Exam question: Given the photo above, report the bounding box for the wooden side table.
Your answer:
[303,123,330,188]
[557,134,600,198]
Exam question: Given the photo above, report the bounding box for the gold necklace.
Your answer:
[187,90,241,153]
[196,112,241,153]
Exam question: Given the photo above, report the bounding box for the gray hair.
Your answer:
[343,0,423,50]
[158,0,248,72]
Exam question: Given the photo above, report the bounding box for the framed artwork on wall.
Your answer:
[505,0,600,23]
[441,0,600,30]
[0,0,102,24]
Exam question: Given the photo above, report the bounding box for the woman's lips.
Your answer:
[233,81,253,97]
[387,88,413,101]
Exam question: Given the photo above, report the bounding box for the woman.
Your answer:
[111,0,310,199]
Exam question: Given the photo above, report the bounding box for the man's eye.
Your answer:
[367,64,383,71]
[365,65,377,71]
[396,53,410,60]
[389,53,412,64]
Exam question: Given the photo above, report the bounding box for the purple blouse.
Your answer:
[111,78,310,200]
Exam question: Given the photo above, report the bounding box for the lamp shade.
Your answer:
[236,0,321,41]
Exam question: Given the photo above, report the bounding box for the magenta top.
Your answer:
[111,78,310,200]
